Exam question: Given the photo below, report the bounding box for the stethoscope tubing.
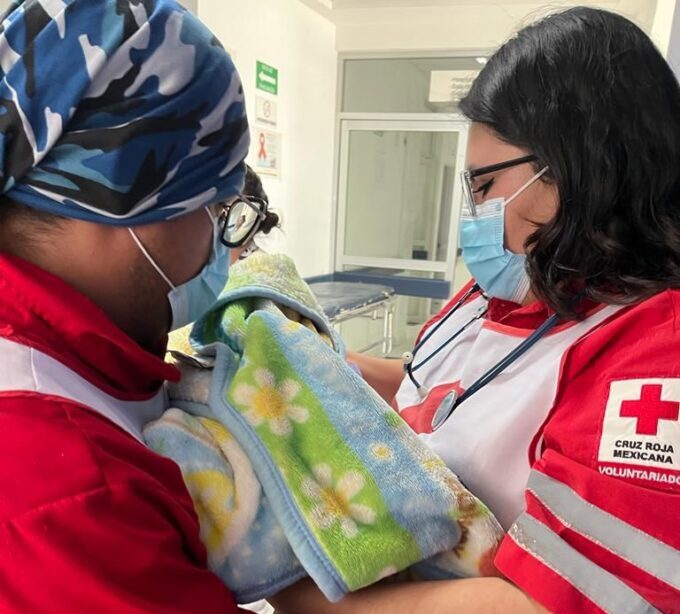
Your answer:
[403,284,561,429]
[450,311,560,409]
[404,283,482,392]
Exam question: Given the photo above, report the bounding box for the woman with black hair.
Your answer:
[228,164,281,263]
[275,7,679,613]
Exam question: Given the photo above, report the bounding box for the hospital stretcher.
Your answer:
[309,281,396,355]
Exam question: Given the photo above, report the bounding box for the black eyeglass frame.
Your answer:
[218,195,269,248]
[460,154,537,216]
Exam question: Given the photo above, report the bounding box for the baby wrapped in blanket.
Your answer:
[144,252,503,604]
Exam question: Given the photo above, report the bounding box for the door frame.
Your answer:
[334,118,469,286]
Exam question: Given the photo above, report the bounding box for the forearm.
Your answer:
[270,577,549,614]
[346,351,404,402]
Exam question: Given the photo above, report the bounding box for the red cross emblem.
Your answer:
[619,384,680,435]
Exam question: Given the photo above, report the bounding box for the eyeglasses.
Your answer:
[218,195,269,248]
[460,154,537,216]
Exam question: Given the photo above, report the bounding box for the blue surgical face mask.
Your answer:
[460,167,548,303]
[129,208,229,331]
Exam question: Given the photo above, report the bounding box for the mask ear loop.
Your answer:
[128,228,176,290]
[205,207,218,226]
[505,166,549,206]
[204,206,227,265]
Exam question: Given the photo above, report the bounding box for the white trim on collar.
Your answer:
[0,337,167,443]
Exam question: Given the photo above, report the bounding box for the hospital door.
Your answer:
[335,120,470,352]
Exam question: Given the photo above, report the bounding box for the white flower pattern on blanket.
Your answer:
[233,368,309,436]
[303,464,377,538]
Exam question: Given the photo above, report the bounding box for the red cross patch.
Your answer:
[619,384,680,435]
[598,379,680,478]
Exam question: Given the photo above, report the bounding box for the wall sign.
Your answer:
[253,128,281,177]
[255,95,278,127]
[256,61,279,96]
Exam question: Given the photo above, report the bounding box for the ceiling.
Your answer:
[299,0,657,36]
[305,0,619,9]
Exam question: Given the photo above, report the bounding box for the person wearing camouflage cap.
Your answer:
[0,1,250,611]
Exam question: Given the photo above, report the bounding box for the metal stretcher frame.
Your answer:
[331,298,395,355]
[309,281,396,355]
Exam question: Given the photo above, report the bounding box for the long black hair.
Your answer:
[460,7,680,317]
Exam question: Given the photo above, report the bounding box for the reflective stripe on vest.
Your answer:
[508,514,662,614]
[527,470,680,591]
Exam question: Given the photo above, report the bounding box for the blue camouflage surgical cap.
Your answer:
[0,0,249,225]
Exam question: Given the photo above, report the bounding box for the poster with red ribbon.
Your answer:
[253,128,281,176]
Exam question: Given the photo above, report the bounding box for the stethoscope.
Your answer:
[402,284,561,431]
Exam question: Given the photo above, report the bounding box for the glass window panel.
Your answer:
[343,129,459,263]
[342,57,486,114]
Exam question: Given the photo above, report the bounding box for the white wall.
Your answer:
[660,0,680,76]
[199,0,338,277]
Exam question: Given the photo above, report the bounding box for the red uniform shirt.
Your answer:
[0,253,245,613]
[397,282,680,613]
